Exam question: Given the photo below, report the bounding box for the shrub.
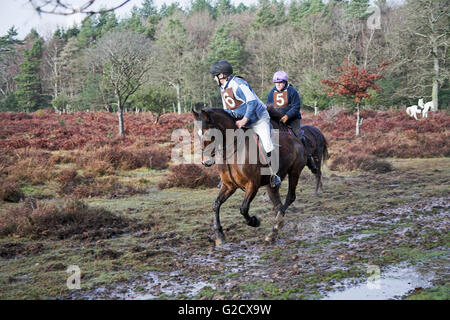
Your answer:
[56,168,143,198]
[83,160,115,177]
[329,152,392,173]
[0,198,131,239]
[0,180,24,202]
[56,169,81,194]
[158,164,220,189]
[85,145,170,171]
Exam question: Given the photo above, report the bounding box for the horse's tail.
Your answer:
[302,124,329,167]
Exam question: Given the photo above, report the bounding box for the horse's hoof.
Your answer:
[265,233,276,244]
[215,235,226,247]
[248,216,261,228]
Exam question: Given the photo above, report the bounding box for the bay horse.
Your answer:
[192,108,328,245]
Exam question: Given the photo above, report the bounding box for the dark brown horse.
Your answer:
[192,108,328,245]
[267,104,329,196]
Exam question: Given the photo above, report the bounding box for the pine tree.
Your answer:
[97,12,118,37]
[215,0,234,16]
[208,23,246,75]
[140,0,159,18]
[0,27,22,57]
[345,0,370,20]
[254,0,286,28]
[14,32,44,112]
[77,16,98,48]
[190,0,214,14]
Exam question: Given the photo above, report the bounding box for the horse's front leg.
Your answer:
[213,185,236,247]
[265,184,282,214]
[281,170,300,212]
[266,170,300,243]
[240,183,260,228]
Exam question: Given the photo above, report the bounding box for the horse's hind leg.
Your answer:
[213,185,236,247]
[314,157,323,196]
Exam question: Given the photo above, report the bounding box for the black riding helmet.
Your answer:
[210,60,233,76]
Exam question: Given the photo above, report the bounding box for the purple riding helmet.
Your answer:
[273,70,288,83]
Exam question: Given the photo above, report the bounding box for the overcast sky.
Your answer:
[1,0,404,40]
[0,0,258,39]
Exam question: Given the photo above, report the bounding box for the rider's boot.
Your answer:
[266,151,281,188]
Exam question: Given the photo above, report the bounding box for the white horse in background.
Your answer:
[421,100,433,118]
[406,104,422,120]
[406,98,433,120]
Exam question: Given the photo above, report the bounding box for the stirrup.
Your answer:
[270,174,281,188]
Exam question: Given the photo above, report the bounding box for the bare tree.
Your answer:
[28,0,131,16]
[406,0,448,111]
[154,16,191,114]
[42,36,65,100]
[389,0,448,110]
[85,30,154,136]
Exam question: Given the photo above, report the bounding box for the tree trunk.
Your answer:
[432,44,439,111]
[175,84,181,114]
[355,102,361,136]
[117,99,124,137]
[363,29,375,70]
[314,101,318,117]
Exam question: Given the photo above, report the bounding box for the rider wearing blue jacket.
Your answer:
[210,60,281,188]
[267,71,318,174]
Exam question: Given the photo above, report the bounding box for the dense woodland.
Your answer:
[0,0,448,117]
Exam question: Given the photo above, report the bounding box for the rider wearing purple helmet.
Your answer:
[267,70,318,174]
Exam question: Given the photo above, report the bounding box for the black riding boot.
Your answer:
[300,135,319,174]
[266,151,281,188]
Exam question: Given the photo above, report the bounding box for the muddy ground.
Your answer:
[0,158,448,299]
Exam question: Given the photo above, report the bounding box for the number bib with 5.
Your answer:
[221,88,243,110]
[273,91,288,108]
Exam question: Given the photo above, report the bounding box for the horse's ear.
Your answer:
[191,107,199,118]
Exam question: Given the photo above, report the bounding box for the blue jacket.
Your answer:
[220,75,267,126]
[266,84,302,120]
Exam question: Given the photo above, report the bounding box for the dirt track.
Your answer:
[67,158,449,300]
[1,158,449,299]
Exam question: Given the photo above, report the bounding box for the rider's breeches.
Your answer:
[288,118,303,140]
[250,110,274,154]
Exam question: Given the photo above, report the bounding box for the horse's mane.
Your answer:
[203,108,239,129]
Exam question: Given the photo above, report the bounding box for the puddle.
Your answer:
[95,271,217,300]
[323,263,435,300]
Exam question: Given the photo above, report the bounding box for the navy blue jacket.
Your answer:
[266,84,302,120]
